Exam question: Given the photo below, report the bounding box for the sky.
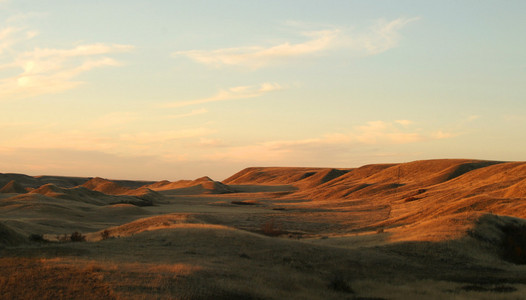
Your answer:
[1,1,525,181]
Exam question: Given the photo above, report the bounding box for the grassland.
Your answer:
[2,159,526,299]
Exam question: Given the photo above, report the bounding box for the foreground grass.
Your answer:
[0,257,116,300]
[0,250,348,300]
[0,256,274,300]
[0,256,224,300]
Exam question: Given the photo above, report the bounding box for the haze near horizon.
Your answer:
[1,1,525,180]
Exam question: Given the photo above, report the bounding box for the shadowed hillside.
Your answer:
[0,180,27,194]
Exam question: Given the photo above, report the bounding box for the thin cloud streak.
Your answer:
[27,44,134,58]
[0,27,22,54]
[173,29,339,69]
[359,17,421,55]
[206,120,456,163]
[1,117,459,177]
[163,82,283,108]
[3,126,216,157]
[0,20,134,100]
[173,17,419,69]
[119,128,215,144]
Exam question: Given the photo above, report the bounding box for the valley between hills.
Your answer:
[2,159,526,299]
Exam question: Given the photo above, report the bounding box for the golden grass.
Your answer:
[0,257,204,300]
[0,257,116,300]
[4,159,526,299]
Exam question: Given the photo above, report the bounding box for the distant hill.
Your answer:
[147,176,234,195]
[0,180,27,194]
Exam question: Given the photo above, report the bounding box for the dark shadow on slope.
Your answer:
[443,161,504,182]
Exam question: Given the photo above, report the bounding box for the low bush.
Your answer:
[100,230,111,240]
[261,220,284,237]
[328,273,353,293]
[501,223,526,264]
[28,234,45,243]
[70,232,86,242]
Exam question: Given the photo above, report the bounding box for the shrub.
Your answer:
[261,220,283,237]
[501,224,526,264]
[501,223,526,264]
[70,232,86,242]
[28,234,45,243]
[100,230,111,240]
[328,273,353,293]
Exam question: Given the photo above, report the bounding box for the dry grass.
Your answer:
[86,261,204,300]
[4,159,526,299]
[0,257,116,300]
[0,257,206,300]
[2,254,523,300]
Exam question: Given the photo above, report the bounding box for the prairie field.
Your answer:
[2,159,526,299]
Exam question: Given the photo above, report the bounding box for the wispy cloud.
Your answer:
[119,128,215,145]
[26,43,133,58]
[353,120,423,144]
[395,119,414,126]
[431,131,458,139]
[163,82,282,108]
[0,20,134,100]
[206,120,455,163]
[358,17,420,55]
[0,26,30,54]
[198,138,226,148]
[3,130,118,153]
[173,17,419,69]
[3,125,216,159]
[0,117,458,178]
[173,29,339,69]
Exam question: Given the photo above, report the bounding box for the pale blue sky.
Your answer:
[0,1,525,180]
